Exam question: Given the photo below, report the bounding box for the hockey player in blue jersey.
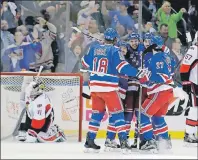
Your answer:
[81,28,150,153]
[105,41,129,151]
[129,32,155,149]
[124,33,145,147]
[138,35,175,153]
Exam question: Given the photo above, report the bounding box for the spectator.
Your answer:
[33,17,57,72]
[0,20,15,57]
[171,38,183,63]
[144,21,156,33]
[24,16,36,33]
[77,1,100,29]
[159,23,174,50]
[1,0,18,34]
[2,31,29,72]
[82,19,103,50]
[156,1,186,38]
[66,37,84,73]
[16,25,38,43]
[101,0,135,34]
[170,38,183,81]
[148,0,157,17]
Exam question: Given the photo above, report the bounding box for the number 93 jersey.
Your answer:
[81,44,138,93]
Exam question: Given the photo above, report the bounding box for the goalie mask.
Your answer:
[27,81,45,100]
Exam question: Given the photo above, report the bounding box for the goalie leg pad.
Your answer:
[186,107,198,135]
[37,125,66,143]
[24,129,38,143]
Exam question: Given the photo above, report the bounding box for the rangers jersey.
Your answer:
[125,43,144,91]
[144,52,174,95]
[180,45,198,85]
[81,43,139,93]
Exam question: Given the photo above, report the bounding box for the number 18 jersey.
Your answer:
[81,43,138,93]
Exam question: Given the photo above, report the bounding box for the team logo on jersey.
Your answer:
[165,56,171,65]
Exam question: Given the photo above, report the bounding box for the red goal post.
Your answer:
[1,72,83,142]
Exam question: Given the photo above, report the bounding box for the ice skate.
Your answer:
[16,131,26,142]
[139,139,158,154]
[120,139,132,154]
[131,135,138,149]
[184,133,198,147]
[84,134,100,153]
[157,135,172,153]
[104,138,120,152]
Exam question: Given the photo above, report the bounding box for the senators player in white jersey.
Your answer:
[18,80,66,143]
[180,32,198,144]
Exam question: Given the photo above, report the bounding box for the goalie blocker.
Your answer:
[18,80,66,143]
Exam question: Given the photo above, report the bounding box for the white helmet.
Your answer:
[26,81,45,100]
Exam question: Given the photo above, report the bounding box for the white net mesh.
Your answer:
[1,73,82,141]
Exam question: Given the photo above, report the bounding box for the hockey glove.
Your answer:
[136,68,151,84]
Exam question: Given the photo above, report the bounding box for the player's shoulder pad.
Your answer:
[117,50,125,60]
[112,46,125,60]
[163,52,172,64]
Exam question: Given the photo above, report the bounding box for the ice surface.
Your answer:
[1,139,197,159]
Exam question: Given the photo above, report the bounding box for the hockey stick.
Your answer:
[71,27,103,42]
[172,105,191,115]
[1,66,44,140]
[80,69,129,79]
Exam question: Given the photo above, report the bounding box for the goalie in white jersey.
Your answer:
[180,32,198,144]
[18,79,66,143]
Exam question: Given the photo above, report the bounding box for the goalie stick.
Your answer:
[1,66,43,140]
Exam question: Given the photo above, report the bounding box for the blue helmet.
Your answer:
[128,33,140,41]
[143,32,153,40]
[104,28,118,41]
[151,35,164,48]
[117,41,128,48]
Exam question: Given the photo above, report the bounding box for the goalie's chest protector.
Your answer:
[27,94,52,120]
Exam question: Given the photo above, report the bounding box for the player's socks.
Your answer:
[140,113,153,141]
[87,112,104,140]
[124,111,133,138]
[106,115,116,140]
[111,112,127,140]
[152,116,168,140]
[105,115,120,150]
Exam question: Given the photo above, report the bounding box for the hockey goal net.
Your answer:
[1,72,83,142]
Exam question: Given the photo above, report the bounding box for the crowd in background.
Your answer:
[1,0,198,74]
